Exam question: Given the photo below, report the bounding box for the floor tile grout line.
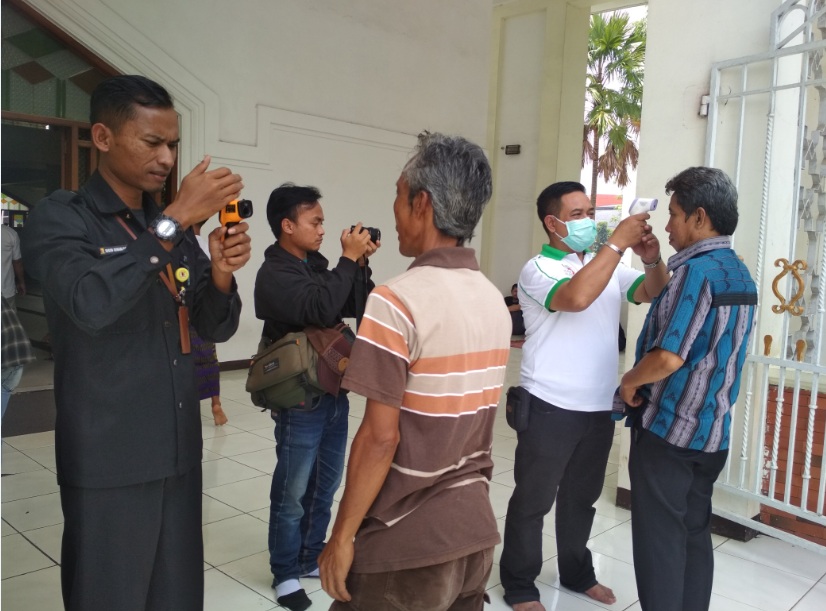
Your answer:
[0,563,58,582]
[201,494,267,520]
[714,544,826,582]
[788,578,825,610]
[212,562,285,607]
[1,490,60,504]
[17,449,56,472]
[711,590,773,611]
[17,528,60,566]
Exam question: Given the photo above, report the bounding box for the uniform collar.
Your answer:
[408,246,480,271]
[667,236,732,272]
[540,244,590,261]
[82,171,160,218]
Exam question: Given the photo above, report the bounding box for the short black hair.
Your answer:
[665,167,738,235]
[512,283,518,290]
[266,183,322,239]
[90,75,174,131]
[536,182,587,235]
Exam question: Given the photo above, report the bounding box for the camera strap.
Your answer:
[115,214,191,354]
[354,264,367,330]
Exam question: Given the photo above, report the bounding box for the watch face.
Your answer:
[155,218,177,239]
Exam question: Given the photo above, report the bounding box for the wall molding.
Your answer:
[23,0,417,175]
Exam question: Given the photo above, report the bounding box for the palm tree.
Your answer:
[582,12,646,206]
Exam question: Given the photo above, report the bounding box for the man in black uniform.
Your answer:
[22,75,251,611]
[254,183,378,610]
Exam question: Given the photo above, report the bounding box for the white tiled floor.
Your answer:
[3,349,826,610]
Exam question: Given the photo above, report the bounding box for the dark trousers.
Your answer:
[629,429,727,611]
[60,465,204,611]
[330,548,493,611]
[500,397,615,604]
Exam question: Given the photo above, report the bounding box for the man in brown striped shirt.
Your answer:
[319,132,512,610]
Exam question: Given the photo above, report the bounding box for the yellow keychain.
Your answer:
[175,267,190,283]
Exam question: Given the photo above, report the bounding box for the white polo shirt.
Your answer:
[518,244,644,412]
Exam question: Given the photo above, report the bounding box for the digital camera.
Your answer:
[350,225,381,243]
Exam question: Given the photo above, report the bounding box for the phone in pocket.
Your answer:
[505,386,531,433]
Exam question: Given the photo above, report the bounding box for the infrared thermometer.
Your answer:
[219,199,253,241]
[629,198,658,215]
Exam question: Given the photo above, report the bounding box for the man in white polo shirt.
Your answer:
[500,181,669,610]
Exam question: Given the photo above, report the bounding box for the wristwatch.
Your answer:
[150,214,185,246]
[643,253,662,268]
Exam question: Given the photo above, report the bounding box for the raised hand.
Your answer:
[165,156,244,229]
[341,223,373,263]
[632,228,661,265]
[609,213,650,251]
[209,221,252,275]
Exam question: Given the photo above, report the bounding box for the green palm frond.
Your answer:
[582,10,646,200]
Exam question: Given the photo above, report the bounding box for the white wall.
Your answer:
[621,0,786,513]
[482,0,590,293]
[27,0,493,361]
[489,11,547,291]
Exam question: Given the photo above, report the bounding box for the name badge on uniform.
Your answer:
[99,246,127,255]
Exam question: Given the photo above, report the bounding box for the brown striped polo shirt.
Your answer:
[342,246,512,573]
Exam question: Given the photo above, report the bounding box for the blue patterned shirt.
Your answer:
[629,237,757,452]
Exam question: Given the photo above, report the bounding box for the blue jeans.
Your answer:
[1,365,24,422]
[268,393,349,584]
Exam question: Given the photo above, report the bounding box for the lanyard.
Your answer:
[115,214,191,354]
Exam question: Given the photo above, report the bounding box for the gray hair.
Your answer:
[402,132,492,245]
[665,167,739,235]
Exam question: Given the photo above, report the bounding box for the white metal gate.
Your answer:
[705,0,826,554]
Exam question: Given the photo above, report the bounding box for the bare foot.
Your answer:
[513,602,546,611]
[212,401,228,426]
[584,584,616,605]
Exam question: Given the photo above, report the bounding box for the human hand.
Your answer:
[359,239,381,266]
[319,537,354,602]
[16,280,26,297]
[633,229,661,264]
[609,213,650,251]
[209,222,251,274]
[165,156,243,229]
[341,223,373,263]
[619,375,644,407]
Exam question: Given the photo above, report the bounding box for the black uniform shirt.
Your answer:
[22,172,241,489]
[254,242,373,342]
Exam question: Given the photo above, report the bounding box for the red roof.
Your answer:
[595,194,622,208]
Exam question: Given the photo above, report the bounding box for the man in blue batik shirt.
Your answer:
[617,167,756,611]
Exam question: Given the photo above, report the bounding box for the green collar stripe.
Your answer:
[541,244,567,260]
[545,278,570,312]
[627,274,645,304]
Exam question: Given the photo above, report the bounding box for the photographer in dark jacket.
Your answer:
[254,183,378,611]
[22,75,249,611]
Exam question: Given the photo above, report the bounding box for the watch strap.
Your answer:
[643,253,662,269]
[151,214,185,247]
